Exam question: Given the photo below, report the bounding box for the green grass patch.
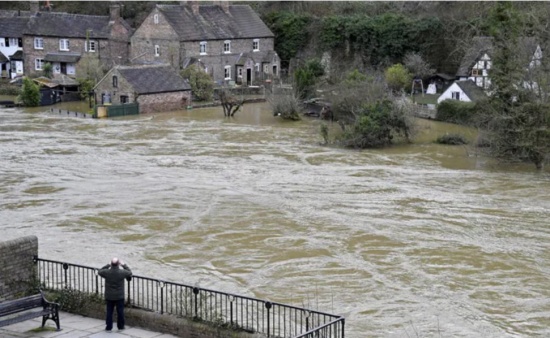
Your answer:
[411,94,438,105]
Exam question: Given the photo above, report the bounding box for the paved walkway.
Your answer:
[0,311,178,338]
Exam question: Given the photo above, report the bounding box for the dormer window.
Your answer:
[253,39,259,52]
[223,40,231,53]
[154,14,159,24]
[85,40,96,52]
[200,41,207,55]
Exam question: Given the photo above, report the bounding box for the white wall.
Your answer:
[437,82,471,104]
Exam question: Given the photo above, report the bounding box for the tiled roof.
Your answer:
[25,12,116,39]
[117,65,191,94]
[456,36,541,77]
[0,16,29,37]
[157,4,274,41]
[456,80,487,101]
[456,37,493,77]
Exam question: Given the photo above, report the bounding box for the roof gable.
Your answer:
[157,4,274,41]
[117,65,191,94]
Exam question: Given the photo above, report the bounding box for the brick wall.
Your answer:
[0,236,38,301]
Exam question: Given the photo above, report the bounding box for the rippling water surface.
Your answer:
[1,103,549,338]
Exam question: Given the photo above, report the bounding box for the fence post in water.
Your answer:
[265,301,272,337]
[62,263,68,288]
[193,286,200,319]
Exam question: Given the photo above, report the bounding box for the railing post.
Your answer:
[126,276,132,305]
[265,301,272,337]
[229,295,234,327]
[159,281,165,314]
[341,317,345,338]
[193,287,200,319]
[94,269,99,294]
[62,263,69,289]
[305,310,310,332]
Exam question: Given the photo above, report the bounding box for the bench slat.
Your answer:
[0,295,43,317]
[0,309,51,327]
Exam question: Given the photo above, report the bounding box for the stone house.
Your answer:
[22,4,132,80]
[456,36,542,90]
[0,16,28,79]
[130,1,280,86]
[93,64,192,114]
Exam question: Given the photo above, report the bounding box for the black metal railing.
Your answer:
[35,257,345,338]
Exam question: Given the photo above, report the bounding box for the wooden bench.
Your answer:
[0,292,60,331]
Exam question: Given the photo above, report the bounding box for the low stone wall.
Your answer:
[72,300,262,338]
[0,236,38,301]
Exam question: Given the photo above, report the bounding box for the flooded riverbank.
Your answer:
[1,102,549,337]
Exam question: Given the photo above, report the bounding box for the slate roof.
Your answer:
[10,50,23,60]
[0,16,29,38]
[44,53,81,63]
[116,65,191,94]
[0,51,7,62]
[456,80,487,101]
[157,4,274,41]
[24,12,131,39]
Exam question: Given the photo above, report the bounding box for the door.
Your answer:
[246,68,252,86]
[60,63,67,74]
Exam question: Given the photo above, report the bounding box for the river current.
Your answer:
[1,102,549,337]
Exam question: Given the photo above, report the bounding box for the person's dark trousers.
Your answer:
[105,299,125,330]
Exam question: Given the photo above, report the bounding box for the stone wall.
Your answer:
[138,91,192,114]
[0,236,38,301]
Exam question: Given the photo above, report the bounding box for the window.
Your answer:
[112,75,118,88]
[155,45,160,57]
[120,95,129,104]
[200,41,207,55]
[253,39,259,52]
[223,40,231,53]
[264,65,269,73]
[59,39,70,51]
[34,37,44,50]
[224,66,231,80]
[451,91,460,100]
[238,68,243,77]
[154,14,159,24]
[255,63,260,72]
[35,58,44,70]
[85,40,96,52]
[471,69,479,76]
[9,38,17,47]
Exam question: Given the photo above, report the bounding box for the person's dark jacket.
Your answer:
[98,263,132,301]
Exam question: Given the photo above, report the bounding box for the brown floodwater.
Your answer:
[1,101,549,337]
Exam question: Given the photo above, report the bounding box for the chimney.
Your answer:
[188,1,199,15]
[219,0,230,14]
[110,4,121,22]
[29,1,39,14]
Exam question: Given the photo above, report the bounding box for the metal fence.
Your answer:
[35,257,345,338]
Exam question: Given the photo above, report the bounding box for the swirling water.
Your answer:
[1,102,549,338]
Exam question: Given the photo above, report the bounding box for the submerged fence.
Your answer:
[35,257,345,338]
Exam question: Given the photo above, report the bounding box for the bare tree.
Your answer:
[219,88,244,117]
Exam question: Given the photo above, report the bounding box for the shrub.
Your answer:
[436,133,468,145]
[0,83,21,96]
[181,65,214,102]
[384,64,412,93]
[436,100,477,125]
[19,77,40,107]
[54,288,103,313]
[269,93,302,120]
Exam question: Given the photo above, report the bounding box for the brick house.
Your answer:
[93,64,192,114]
[130,1,280,86]
[22,4,131,80]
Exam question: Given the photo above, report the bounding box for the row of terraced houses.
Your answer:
[0,1,280,112]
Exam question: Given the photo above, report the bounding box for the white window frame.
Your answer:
[154,45,160,57]
[9,38,18,47]
[451,91,460,100]
[255,63,260,72]
[154,14,159,24]
[34,37,43,50]
[253,39,259,52]
[224,65,231,80]
[264,64,269,73]
[35,58,44,70]
[59,39,70,51]
[223,40,231,53]
[200,41,207,55]
[85,40,97,52]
